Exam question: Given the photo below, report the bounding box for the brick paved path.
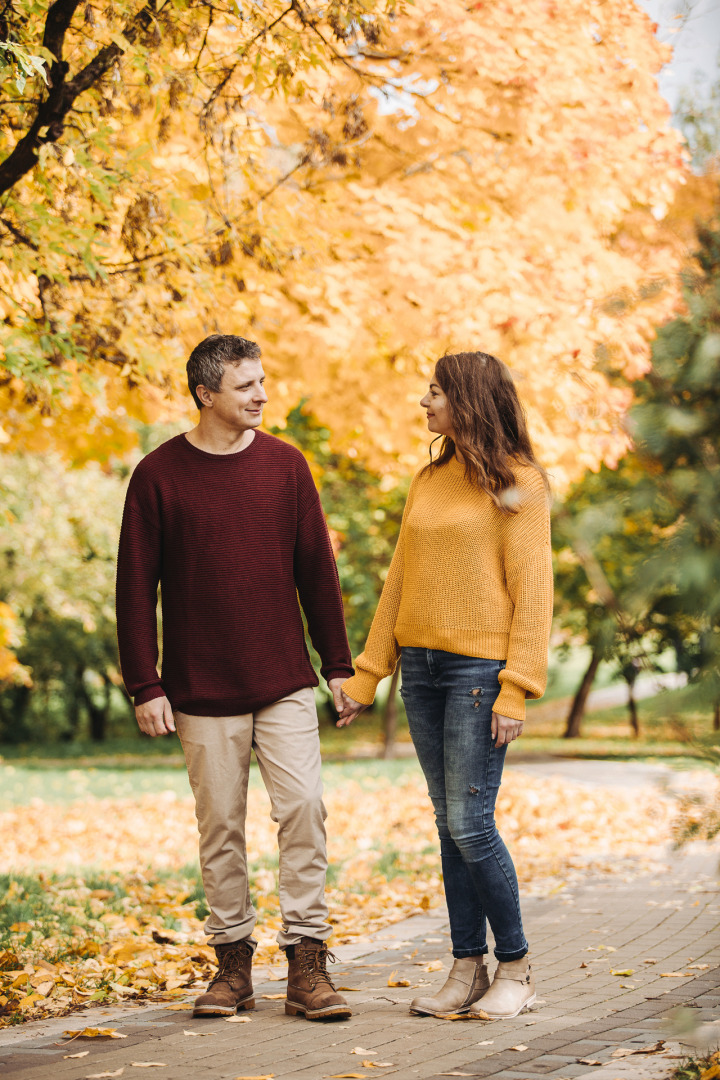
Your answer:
[1,848,718,1080]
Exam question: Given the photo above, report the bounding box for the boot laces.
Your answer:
[298,944,339,991]
[210,943,251,987]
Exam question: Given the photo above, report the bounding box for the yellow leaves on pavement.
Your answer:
[234,1075,274,1080]
[609,969,635,977]
[0,771,672,1025]
[660,971,695,977]
[63,1028,128,1041]
[87,1070,125,1079]
[223,1015,252,1023]
[423,960,444,972]
[510,1045,528,1052]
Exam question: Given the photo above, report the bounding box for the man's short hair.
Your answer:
[187,334,262,409]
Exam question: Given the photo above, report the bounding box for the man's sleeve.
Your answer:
[294,462,354,685]
[116,476,165,707]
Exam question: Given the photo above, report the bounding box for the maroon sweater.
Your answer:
[116,431,353,715]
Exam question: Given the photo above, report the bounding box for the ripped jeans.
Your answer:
[400,647,528,962]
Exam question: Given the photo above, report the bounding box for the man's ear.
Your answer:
[196,384,214,408]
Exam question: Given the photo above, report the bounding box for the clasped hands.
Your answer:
[328,678,523,746]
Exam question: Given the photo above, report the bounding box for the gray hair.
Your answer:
[187,334,262,409]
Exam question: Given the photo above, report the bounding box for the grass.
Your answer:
[1,676,717,774]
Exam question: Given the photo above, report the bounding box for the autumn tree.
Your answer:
[0,0,693,479]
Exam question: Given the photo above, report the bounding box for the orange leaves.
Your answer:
[0,765,671,1026]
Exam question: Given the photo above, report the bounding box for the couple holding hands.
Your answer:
[115,334,553,1025]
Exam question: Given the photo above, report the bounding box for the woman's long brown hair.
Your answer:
[423,351,548,513]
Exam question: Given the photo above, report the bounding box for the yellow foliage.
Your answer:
[0,767,671,1025]
[0,0,707,483]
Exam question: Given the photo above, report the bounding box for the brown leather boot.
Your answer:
[285,938,352,1021]
[193,939,255,1017]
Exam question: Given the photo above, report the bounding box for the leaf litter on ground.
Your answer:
[0,769,672,1025]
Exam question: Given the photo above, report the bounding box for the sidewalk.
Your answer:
[1,847,718,1080]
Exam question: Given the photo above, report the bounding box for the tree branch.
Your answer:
[0,0,157,197]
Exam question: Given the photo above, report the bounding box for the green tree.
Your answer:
[0,452,130,742]
[626,217,720,726]
[552,456,671,738]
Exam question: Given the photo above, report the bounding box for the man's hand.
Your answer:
[491,711,523,748]
[135,696,176,737]
[336,689,368,728]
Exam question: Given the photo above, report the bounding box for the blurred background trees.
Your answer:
[0,0,718,747]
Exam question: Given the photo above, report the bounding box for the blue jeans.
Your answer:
[400,647,528,962]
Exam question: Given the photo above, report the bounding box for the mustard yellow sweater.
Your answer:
[342,457,553,721]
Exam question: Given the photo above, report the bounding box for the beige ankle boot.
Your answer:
[410,957,490,1017]
[470,956,535,1019]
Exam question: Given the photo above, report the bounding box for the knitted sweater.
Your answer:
[116,431,353,716]
[342,457,553,721]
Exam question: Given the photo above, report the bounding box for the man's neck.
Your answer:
[185,418,257,456]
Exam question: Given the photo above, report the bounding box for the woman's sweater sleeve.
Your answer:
[342,476,419,706]
[494,470,554,722]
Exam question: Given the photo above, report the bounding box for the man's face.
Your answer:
[201,359,268,430]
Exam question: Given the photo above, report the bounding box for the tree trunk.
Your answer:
[564,647,602,738]
[627,684,640,738]
[714,700,719,732]
[382,664,401,760]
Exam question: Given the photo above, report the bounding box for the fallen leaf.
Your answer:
[511,1045,528,1052]
[63,1028,128,1041]
[577,1060,602,1066]
[643,958,658,964]
[165,1003,194,1010]
[424,960,444,972]
[130,1065,167,1069]
[689,963,710,970]
[64,1051,91,1059]
[387,972,410,987]
[328,1075,368,1079]
[476,1040,494,1045]
[183,1030,216,1036]
[660,972,694,977]
[261,993,286,999]
[224,1015,252,1023]
[610,969,634,977]
[611,1042,665,1058]
[87,1071,124,1079]
[619,983,636,988]
[362,1064,394,1069]
[233,1076,274,1080]
[351,1048,375,1055]
[579,962,588,969]
[335,987,361,991]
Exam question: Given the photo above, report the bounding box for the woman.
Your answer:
[340,352,553,1020]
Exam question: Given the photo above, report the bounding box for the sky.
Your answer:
[635,0,720,112]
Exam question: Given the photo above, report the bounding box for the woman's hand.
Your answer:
[491,711,523,748]
[337,691,368,728]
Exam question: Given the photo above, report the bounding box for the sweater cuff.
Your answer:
[134,683,166,707]
[324,667,355,686]
[493,680,527,722]
[342,670,381,707]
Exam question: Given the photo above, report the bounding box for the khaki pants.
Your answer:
[175,687,331,949]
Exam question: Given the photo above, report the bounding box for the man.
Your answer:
[116,334,354,1021]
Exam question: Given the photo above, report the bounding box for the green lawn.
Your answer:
[1,679,716,775]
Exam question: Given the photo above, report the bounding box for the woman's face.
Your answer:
[420,372,454,439]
